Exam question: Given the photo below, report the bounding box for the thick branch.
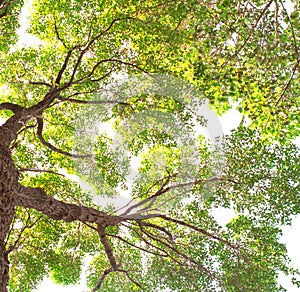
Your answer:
[28,81,52,87]
[15,185,120,226]
[27,89,61,116]
[55,48,76,85]
[97,226,118,270]
[0,102,23,113]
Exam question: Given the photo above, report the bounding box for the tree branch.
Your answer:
[159,215,239,251]
[15,185,121,226]
[125,222,193,267]
[138,223,223,283]
[36,117,92,158]
[28,81,52,87]
[107,232,168,257]
[92,267,114,292]
[58,96,129,106]
[120,174,173,216]
[121,270,143,290]
[53,13,68,49]
[55,48,77,85]
[17,168,65,177]
[222,0,274,69]
[275,58,300,107]
[73,58,148,85]
[0,102,23,113]
[7,212,42,253]
[61,17,144,86]
[0,0,14,18]
[137,221,173,241]
[97,226,118,270]
[279,0,299,57]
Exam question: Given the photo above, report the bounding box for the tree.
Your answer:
[0,0,299,291]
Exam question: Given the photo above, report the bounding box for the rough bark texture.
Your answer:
[0,144,18,292]
[16,185,121,226]
[0,191,14,292]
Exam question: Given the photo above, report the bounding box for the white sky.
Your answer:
[2,0,299,290]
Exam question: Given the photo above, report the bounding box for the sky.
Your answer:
[1,0,299,291]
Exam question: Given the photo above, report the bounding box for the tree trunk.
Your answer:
[0,190,14,292]
[0,145,18,292]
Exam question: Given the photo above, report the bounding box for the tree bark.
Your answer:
[0,145,18,292]
[15,185,121,226]
[0,191,14,292]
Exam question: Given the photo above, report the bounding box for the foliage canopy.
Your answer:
[0,0,299,291]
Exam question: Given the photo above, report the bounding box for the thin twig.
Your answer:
[18,168,65,177]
